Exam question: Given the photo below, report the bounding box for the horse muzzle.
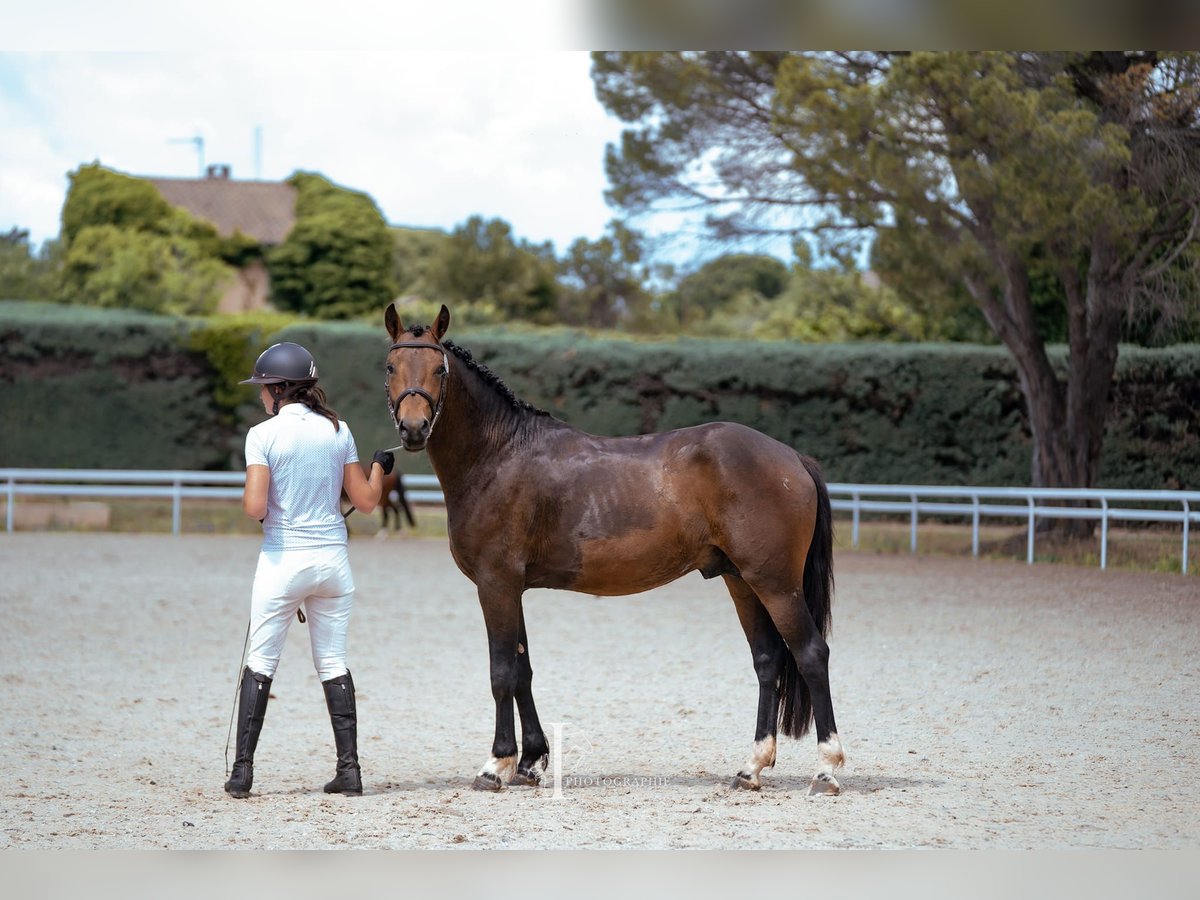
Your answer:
[397,416,430,451]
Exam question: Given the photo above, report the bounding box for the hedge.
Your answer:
[1,301,1197,490]
[0,302,229,470]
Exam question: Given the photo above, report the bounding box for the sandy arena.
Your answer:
[1,532,1197,849]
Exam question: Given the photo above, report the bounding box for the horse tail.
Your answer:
[798,454,834,641]
[777,454,835,739]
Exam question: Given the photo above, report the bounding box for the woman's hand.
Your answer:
[372,450,395,474]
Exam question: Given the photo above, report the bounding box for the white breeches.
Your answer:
[244,545,355,682]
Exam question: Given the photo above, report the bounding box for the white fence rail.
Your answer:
[0,468,446,537]
[828,483,1199,573]
[4,468,1198,574]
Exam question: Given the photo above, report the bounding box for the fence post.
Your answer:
[910,493,918,553]
[1100,498,1109,570]
[6,475,13,533]
[971,495,980,558]
[1184,500,1191,576]
[172,479,182,536]
[1027,497,1036,565]
[852,492,860,549]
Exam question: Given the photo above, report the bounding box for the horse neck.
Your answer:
[424,361,533,491]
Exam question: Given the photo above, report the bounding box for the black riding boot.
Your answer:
[322,670,362,795]
[224,667,272,798]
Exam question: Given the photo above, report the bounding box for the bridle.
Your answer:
[385,339,451,439]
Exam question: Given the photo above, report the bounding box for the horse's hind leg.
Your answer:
[724,574,787,791]
[510,607,549,786]
[729,564,844,796]
[745,576,844,795]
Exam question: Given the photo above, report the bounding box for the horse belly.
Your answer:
[567,534,699,596]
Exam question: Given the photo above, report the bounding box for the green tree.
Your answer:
[59,224,230,315]
[0,228,59,301]
[593,51,1200,496]
[679,257,931,342]
[266,172,396,319]
[669,253,789,327]
[61,163,221,251]
[558,220,650,328]
[392,225,449,300]
[426,215,559,324]
[57,163,234,314]
[755,266,931,341]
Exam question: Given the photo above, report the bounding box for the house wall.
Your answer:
[217,259,273,313]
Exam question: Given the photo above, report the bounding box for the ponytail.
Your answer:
[269,382,341,431]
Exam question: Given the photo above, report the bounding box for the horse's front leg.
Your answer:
[510,606,549,786]
[472,580,523,791]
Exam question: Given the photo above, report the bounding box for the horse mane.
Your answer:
[407,325,550,418]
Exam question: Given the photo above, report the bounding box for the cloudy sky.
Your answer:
[0,47,637,257]
[2,3,813,266]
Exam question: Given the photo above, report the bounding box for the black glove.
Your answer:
[372,450,395,475]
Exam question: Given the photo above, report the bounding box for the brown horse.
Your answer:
[383,303,845,794]
[342,467,416,533]
[377,470,417,533]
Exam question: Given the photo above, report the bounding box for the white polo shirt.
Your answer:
[244,403,359,551]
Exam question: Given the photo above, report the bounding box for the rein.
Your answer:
[386,340,451,440]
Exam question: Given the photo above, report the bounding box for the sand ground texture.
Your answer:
[1,532,1196,849]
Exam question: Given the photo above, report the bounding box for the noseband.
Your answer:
[386,340,451,439]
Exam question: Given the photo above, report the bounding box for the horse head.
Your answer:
[383,302,452,452]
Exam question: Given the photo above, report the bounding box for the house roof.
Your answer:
[146,176,297,245]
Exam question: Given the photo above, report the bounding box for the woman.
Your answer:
[225,341,393,799]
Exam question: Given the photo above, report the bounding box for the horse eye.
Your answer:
[385,363,394,375]
[435,365,447,376]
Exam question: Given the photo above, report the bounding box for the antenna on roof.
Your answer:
[168,134,205,177]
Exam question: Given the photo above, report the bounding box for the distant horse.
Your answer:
[342,467,416,533]
[383,303,844,794]
[378,470,417,533]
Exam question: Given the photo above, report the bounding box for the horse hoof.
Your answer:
[808,772,841,796]
[472,773,504,792]
[730,773,761,791]
[509,753,547,787]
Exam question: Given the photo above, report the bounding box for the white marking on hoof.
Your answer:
[817,734,845,774]
[730,774,760,791]
[731,735,776,790]
[809,734,844,795]
[753,735,777,770]
[511,753,548,786]
[808,771,841,796]
[477,754,517,786]
[472,773,503,791]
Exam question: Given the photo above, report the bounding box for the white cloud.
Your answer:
[0,50,623,253]
[4,1,592,51]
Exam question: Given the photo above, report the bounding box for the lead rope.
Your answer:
[224,617,252,777]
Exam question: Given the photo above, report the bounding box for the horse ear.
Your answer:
[433,304,451,341]
[384,303,403,342]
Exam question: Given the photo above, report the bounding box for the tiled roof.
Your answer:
[146,177,297,245]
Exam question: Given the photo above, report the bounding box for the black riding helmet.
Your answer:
[239,342,318,385]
